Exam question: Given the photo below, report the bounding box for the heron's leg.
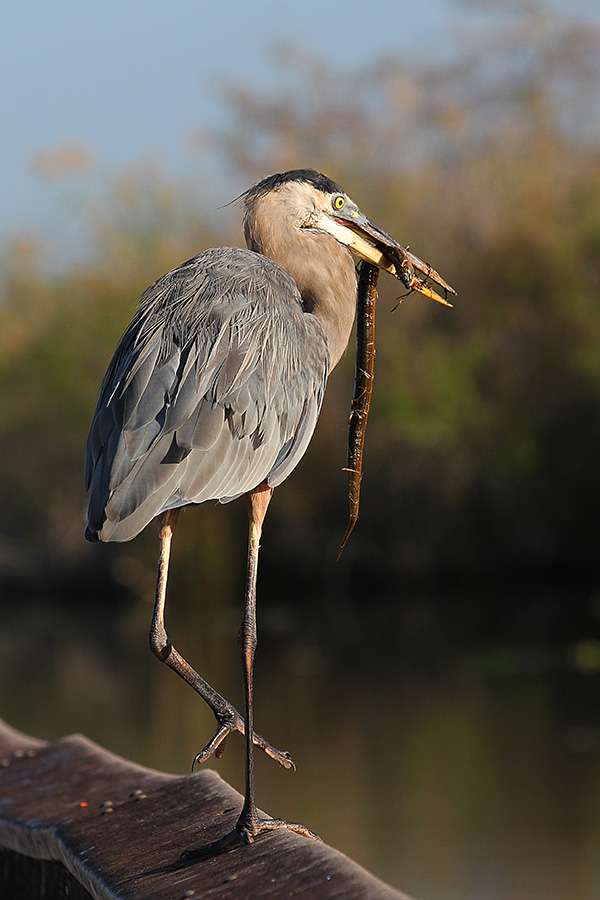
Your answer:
[235,485,318,842]
[234,485,270,834]
[179,487,319,860]
[149,507,294,770]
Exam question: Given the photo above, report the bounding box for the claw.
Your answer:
[179,815,320,863]
[251,731,296,771]
[405,248,457,297]
[409,274,454,307]
[241,816,320,841]
[192,723,232,768]
[192,712,295,771]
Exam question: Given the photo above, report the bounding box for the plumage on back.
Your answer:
[85,246,329,542]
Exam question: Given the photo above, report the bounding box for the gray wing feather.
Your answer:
[267,392,322,488]
[85,247,329,543]
[186,400,225,451]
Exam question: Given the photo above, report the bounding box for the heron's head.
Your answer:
[242,169,455,306]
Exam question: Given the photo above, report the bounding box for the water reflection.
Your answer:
[1,594,599,900]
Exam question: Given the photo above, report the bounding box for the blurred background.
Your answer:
[1,1,600,898]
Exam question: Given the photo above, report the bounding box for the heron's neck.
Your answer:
[245,214,357,369]
[290,238,357,369]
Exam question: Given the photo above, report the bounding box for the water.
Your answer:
[1,593,599,900]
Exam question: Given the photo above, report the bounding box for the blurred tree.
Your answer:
[1,1,600,648]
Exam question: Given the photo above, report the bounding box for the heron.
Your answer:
[85,168,454,850]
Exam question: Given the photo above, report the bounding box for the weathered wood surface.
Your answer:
[0,719,413,900]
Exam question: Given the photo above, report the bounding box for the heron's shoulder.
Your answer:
[133,246,318,350]
[152,246,300,300]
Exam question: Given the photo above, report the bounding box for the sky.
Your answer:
[1,0,598,264]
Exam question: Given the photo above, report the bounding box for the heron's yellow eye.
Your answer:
[332,195,345,211]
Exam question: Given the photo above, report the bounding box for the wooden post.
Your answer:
[0,719,414,900]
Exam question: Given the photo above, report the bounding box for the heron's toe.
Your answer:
[191,714,295,771]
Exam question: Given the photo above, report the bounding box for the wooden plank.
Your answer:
[0,719,413,900]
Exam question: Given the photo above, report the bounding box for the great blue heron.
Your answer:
[85,168,453,850]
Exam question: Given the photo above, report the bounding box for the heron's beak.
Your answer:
[331,208,456,307]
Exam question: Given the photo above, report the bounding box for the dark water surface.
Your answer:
[1,593,599,900]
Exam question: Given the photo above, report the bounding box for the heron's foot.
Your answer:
[237,815,321,844]
[179,815,320,862]
[192,708,295,771]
